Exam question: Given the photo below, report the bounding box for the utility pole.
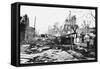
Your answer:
[34,16,36,36]
[69,11,71,20]
[34,16,36,29]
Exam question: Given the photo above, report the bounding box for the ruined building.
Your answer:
[20,14,35,44]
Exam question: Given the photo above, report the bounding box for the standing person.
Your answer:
[81,32,85,43]
[85,34,90,50]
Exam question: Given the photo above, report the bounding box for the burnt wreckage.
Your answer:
[20,12,96,63]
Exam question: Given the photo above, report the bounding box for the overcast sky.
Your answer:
[20,6,95,34]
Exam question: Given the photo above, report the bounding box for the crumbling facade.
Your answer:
[20,14,35,44]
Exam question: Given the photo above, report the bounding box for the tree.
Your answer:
[70,24,79,37]
[81,20,90,34]
[90,12,95,21]
[68,15,79,37]
[48,22,61,36]
[64,12,79,50]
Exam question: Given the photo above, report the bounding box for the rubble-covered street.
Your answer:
[20,41,95,64]
[20,48,78,64]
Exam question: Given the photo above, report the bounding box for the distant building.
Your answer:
[25,27,35,43]
[76,27,95,34]
[63,11,77,35]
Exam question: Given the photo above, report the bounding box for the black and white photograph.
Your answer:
[19,4,97,64]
